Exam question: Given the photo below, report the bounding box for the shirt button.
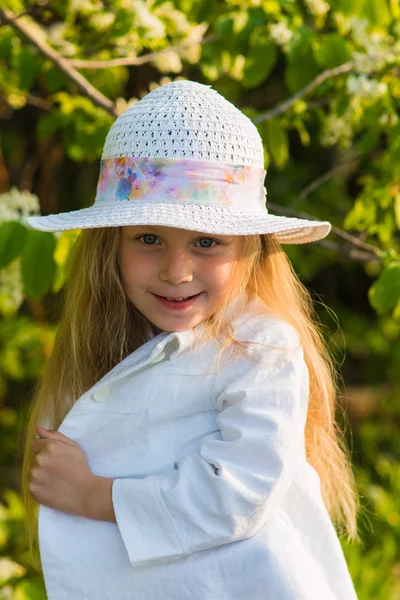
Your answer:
[151,351,166,365]
[92,386,110,402]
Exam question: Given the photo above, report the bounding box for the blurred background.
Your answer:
[0,0,400,598]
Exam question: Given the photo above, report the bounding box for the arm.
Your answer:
[107,323,309,568]
[85,476,116,523]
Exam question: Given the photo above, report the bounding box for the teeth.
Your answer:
[166,296,189,301]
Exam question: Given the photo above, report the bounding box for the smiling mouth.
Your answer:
[153,293,201,303]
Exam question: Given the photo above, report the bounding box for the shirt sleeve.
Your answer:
[111,322,309,569]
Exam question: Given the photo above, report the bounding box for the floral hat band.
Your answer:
[95,156,267,210]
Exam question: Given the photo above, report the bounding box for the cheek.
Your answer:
[204,257,237,291]
[119,250,155,288]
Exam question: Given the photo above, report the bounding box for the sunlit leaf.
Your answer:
[14,580,47,600]
[243,34,277,89]
[368,262,400,313]
[0,221,27,268]
[266,118,289,169]
[21,230,56,300]
[314,34,352,69]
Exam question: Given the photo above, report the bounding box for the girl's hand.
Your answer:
[30,427,96,518]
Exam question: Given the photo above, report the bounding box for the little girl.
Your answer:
[23,80,360,600]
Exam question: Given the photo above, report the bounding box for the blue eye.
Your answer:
[139,234,159,245]
[197,238,216,248]
[136,235,217,247]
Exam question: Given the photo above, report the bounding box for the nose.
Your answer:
[159,249,193,285]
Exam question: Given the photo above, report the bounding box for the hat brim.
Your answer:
[27,201,331,244]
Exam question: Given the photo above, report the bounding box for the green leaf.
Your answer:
[0,26,14,60]
[111,8,137,38]
[40,61,68,93]
[314,34,352,69]
[369,262,400,313]
[336,0,391,23]
[394,195,400,229]
[376,211,395,245]
[21,230,56,300]
[11,45,42,91]
[284,49,319,94]
[215,15,234,39]
[37,111,66,139]
[357,129,380,153]
[266,118,289,169]
[344,196,377,231]
[363,0,391,26]
[0,221,28,268]
[14,580,47,600]
[243,36,277,89]
[37,93,113,161]
[1,0,24,11]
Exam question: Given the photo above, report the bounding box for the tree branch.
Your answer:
[0,8,390,266]
[27,93,52,111]
[267,201,383,261]
[0,8,119,117]
[290,154,360,208]
[253,49,400,123]
[312,238,382,263]
[69,34,217,69]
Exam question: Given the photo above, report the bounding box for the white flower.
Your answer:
[0,586,13,600]
[379,113,389,126]
[89,12,115,30]
[69,0,101,13]
[269,22,293,46]
[0,259,24,316]
[320,114,353,148]
[153,51,182,73]
[47,23,77,57]
[0,558,26,585]
[348,17,369,47]
[0,188,40,224]
[304,0,330,17]
[379,112,399,126]
[346,74,387,100]
[130,0,166,39]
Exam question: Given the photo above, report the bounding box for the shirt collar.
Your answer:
[158,295,266,361]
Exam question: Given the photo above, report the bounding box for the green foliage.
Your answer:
[314,34,353,69]
[369,263,400,317]
[0,222,27,269]
[37,93,114,161]
[20,231,56,300]
[1,0,400,597]
[0,486,46,598]
[342,394,400,600]
[265,118,289,169]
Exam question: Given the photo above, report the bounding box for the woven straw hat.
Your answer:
[27,80,331,244]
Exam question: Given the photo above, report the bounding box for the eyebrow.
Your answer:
[127,227,228,238]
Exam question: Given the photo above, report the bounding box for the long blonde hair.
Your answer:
[21,227,360,570]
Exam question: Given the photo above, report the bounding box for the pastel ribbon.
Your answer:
[95,156,267,210]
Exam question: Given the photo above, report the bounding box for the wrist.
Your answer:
[84,475,116,523]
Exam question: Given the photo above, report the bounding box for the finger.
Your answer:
[31,439,52,454]
[31,440,42,454]
[37,428,77,448]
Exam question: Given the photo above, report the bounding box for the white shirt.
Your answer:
[38,299,359,599]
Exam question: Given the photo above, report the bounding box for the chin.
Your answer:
[160,318,200,333]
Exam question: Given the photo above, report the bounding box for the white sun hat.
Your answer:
[27,80,331,244]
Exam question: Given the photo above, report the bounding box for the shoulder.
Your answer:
[211,298,305,390]
[231,298,301,355]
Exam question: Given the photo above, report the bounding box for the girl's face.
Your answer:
[119,226,242,332]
